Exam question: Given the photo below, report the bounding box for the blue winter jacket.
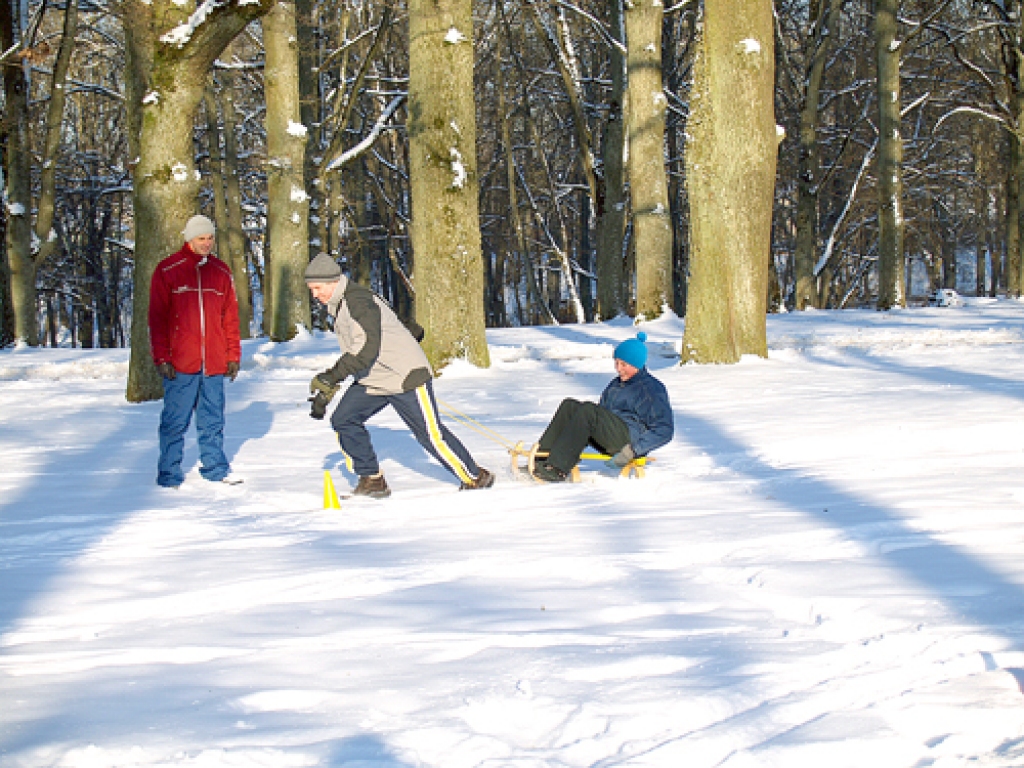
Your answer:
[599,368,674,457]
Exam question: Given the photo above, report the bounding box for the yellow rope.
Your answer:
[436,397,517,451]
[436,399,647,466]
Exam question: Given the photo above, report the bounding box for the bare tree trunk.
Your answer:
[263,0,310,341]
[523,113,586,323]
[495,50,550,325]
[123,0,270,402]
[295,0,318,267]
[204,86,232,267]
[202,87,248,340]
[681,0,776,363]
[975,126,988,297]
[33,0,77,275]
[875,0,906,309]
[977,234,987,298]
[989,227,1000,297]
[941,227,957,291]
[2,0,37,345]
[348,170,371,285]
[88,207,114,347]
[596,0,628,320]
[1008,100,1024,298]
[794,0,842,310]
[408,0,489,369]
[220,77,252,337]
[626,0,673,319]
[45,294,57,347]
[0,232,13,347]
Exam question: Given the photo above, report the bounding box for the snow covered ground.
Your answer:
[3,300,1024,767]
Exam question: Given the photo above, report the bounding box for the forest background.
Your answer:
[0,0,1015,397]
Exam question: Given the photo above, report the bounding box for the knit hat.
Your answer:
[614,332,648,370]
[183,214,215,242]
[304,253,343,283]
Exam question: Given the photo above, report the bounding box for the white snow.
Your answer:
[450,148,467,189]
[739,38,761,55]
[287,120,308,138]
[4,303,1024,766]
[6,202,26,216]
[171,163,189,183]
[444,27,467,45]
[290,185,309,204]
[159,0,219,48]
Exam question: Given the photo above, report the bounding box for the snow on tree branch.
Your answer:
[323,95,405,174]
[160,0,224,48]
[815,139,877,277]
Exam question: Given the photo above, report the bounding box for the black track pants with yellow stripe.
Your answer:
[331,380,480,483]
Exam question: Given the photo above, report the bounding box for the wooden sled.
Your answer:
[509,441,650,482]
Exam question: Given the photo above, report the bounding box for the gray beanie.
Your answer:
[183,214,215,242]
[304,253,342,283]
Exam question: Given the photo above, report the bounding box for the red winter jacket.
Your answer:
[149,243,241,376]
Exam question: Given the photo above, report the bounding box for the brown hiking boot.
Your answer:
[353,473,391,499]
[461,467,495,490]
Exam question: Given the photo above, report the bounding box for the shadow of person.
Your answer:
[224,398,275,464]
[323,425,457,486]
[324,733,417,768]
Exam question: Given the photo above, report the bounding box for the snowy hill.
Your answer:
[3,300,1024,767]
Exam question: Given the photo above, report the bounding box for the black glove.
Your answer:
[308,373,340,420]
[605,444,635,469]
[227,361,240,382]
[157,362,177,380]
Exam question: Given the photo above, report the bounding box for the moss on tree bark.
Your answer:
[682,0,776,364]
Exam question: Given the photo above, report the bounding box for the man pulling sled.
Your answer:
[304,254,494,498]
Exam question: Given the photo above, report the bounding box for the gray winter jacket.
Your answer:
[322,276,432,395]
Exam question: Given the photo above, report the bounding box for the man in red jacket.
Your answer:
[149,214,242,488]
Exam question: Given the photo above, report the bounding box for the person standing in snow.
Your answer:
[304,253,494,498]
[149,214,242,488]
[532,332,674,483]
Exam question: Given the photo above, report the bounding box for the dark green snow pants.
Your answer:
[537,398,630,473]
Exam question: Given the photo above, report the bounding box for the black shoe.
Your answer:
[461,467,495,490]
[532,462,567,483]
[353,473,391,499]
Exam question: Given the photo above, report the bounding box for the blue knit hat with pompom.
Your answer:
[614,332,648,369]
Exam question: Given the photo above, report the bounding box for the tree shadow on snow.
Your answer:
[0,388,279,641]
[0,397,168,640]
[804,346,1024,404]
[322,424,459,486]
[679,408,1024,645]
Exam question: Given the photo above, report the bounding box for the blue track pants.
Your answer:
[331,380,480,483]
[157,372,230,486]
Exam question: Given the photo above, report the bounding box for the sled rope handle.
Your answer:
[436,397,517,451]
